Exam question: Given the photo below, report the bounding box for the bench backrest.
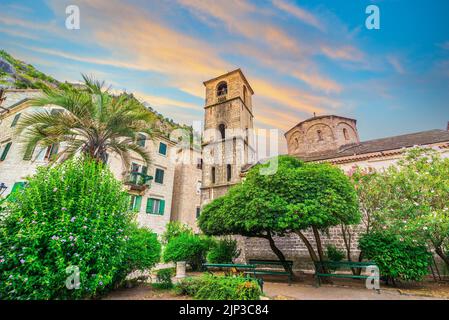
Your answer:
[314,261,377,268]
[248,259,293,267]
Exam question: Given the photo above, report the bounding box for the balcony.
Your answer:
[124,172,153,193]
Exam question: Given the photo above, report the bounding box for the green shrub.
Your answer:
[0,158,134,299]
[163,233,212,271]
[176,275,261,300]
[359,231,431,282]
[207,237,241,263]
[161,221,192,244]
[326,245,345,262]
[153,267,175,289]
[125,224,161,273]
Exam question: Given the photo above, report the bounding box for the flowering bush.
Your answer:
[0,158,133,299]
[359,231,431,282]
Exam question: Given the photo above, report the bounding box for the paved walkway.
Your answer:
[263,282,445,300]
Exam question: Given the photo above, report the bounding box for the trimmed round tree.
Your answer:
[199,155,360,273]
[0,158,134,299]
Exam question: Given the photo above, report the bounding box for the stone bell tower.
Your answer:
[201,69,255,205]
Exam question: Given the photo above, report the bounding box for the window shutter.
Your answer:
[0,142,12,161]
[128,195,134,210]
[23,144,36,160]
[134,195,142,212]
[159,142,167,155]
[159,199,165,215]
[155,169,164,184]
[146,198,154,214]
[11,113,21,127]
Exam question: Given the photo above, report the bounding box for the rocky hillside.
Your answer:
[0,50,191,137]
[0,50,59,90]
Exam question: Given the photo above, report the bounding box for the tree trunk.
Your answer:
[435,245,449,270]
[312,226,325,262]
[295,230,319,262]
[265,232,294,276]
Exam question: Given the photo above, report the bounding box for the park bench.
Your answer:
[314,260,380,292]
[246,259,294,286]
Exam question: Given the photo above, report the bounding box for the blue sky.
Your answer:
[1,0,448,152]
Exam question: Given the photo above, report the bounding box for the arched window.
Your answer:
[343,128,349,140]
[317,130,323,141]
[227,164,232,182]
[294,138,299,149]
[218,123,226,140]
[243,85,247,105]
[211,167,216,184]
[217,81,228,97]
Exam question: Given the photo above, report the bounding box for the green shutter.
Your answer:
[23,144,36,160]
[134,195,142,212]
[159,142,167,155]
[146,198,154,214]
[7,182,26,202]
[11,113,21,127]
[0,142,12,161]
[159,199,165,215]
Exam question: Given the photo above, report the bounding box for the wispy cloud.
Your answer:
[387,55,406,74]
[272,0,325,32]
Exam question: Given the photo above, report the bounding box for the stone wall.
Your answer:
[286,115,359,156]
[170,149,202,231]
[241,225,365,271]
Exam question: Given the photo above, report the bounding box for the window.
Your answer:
[10,113,21,127]
[196,158,203,170]
[218,124,226,140]
[44,143,59,160]
[217,81,228,96]
[129,163,148,184]
[158,142,167,155]
[317,130,323,141]
[0,142,12,161]
[146,198,165,215]
[154,168,164,184]
[211,167,216,184]
[196,207,201,219]
[343,128,349,140]
[227,164,232,182]
[196,181,201,195]
[130,162,141,184]
[137,133,146,147]
[294,138,299,149]
[129,195,142,212]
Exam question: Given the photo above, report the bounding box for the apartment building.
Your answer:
[0,89,177,234]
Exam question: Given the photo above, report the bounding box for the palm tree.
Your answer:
[16,75,156,168]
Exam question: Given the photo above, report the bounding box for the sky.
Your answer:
[1,0,449,153]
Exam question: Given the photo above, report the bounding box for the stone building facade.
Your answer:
[170,147,202,231]
[200,69,255,205]
[0,89,176,235]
